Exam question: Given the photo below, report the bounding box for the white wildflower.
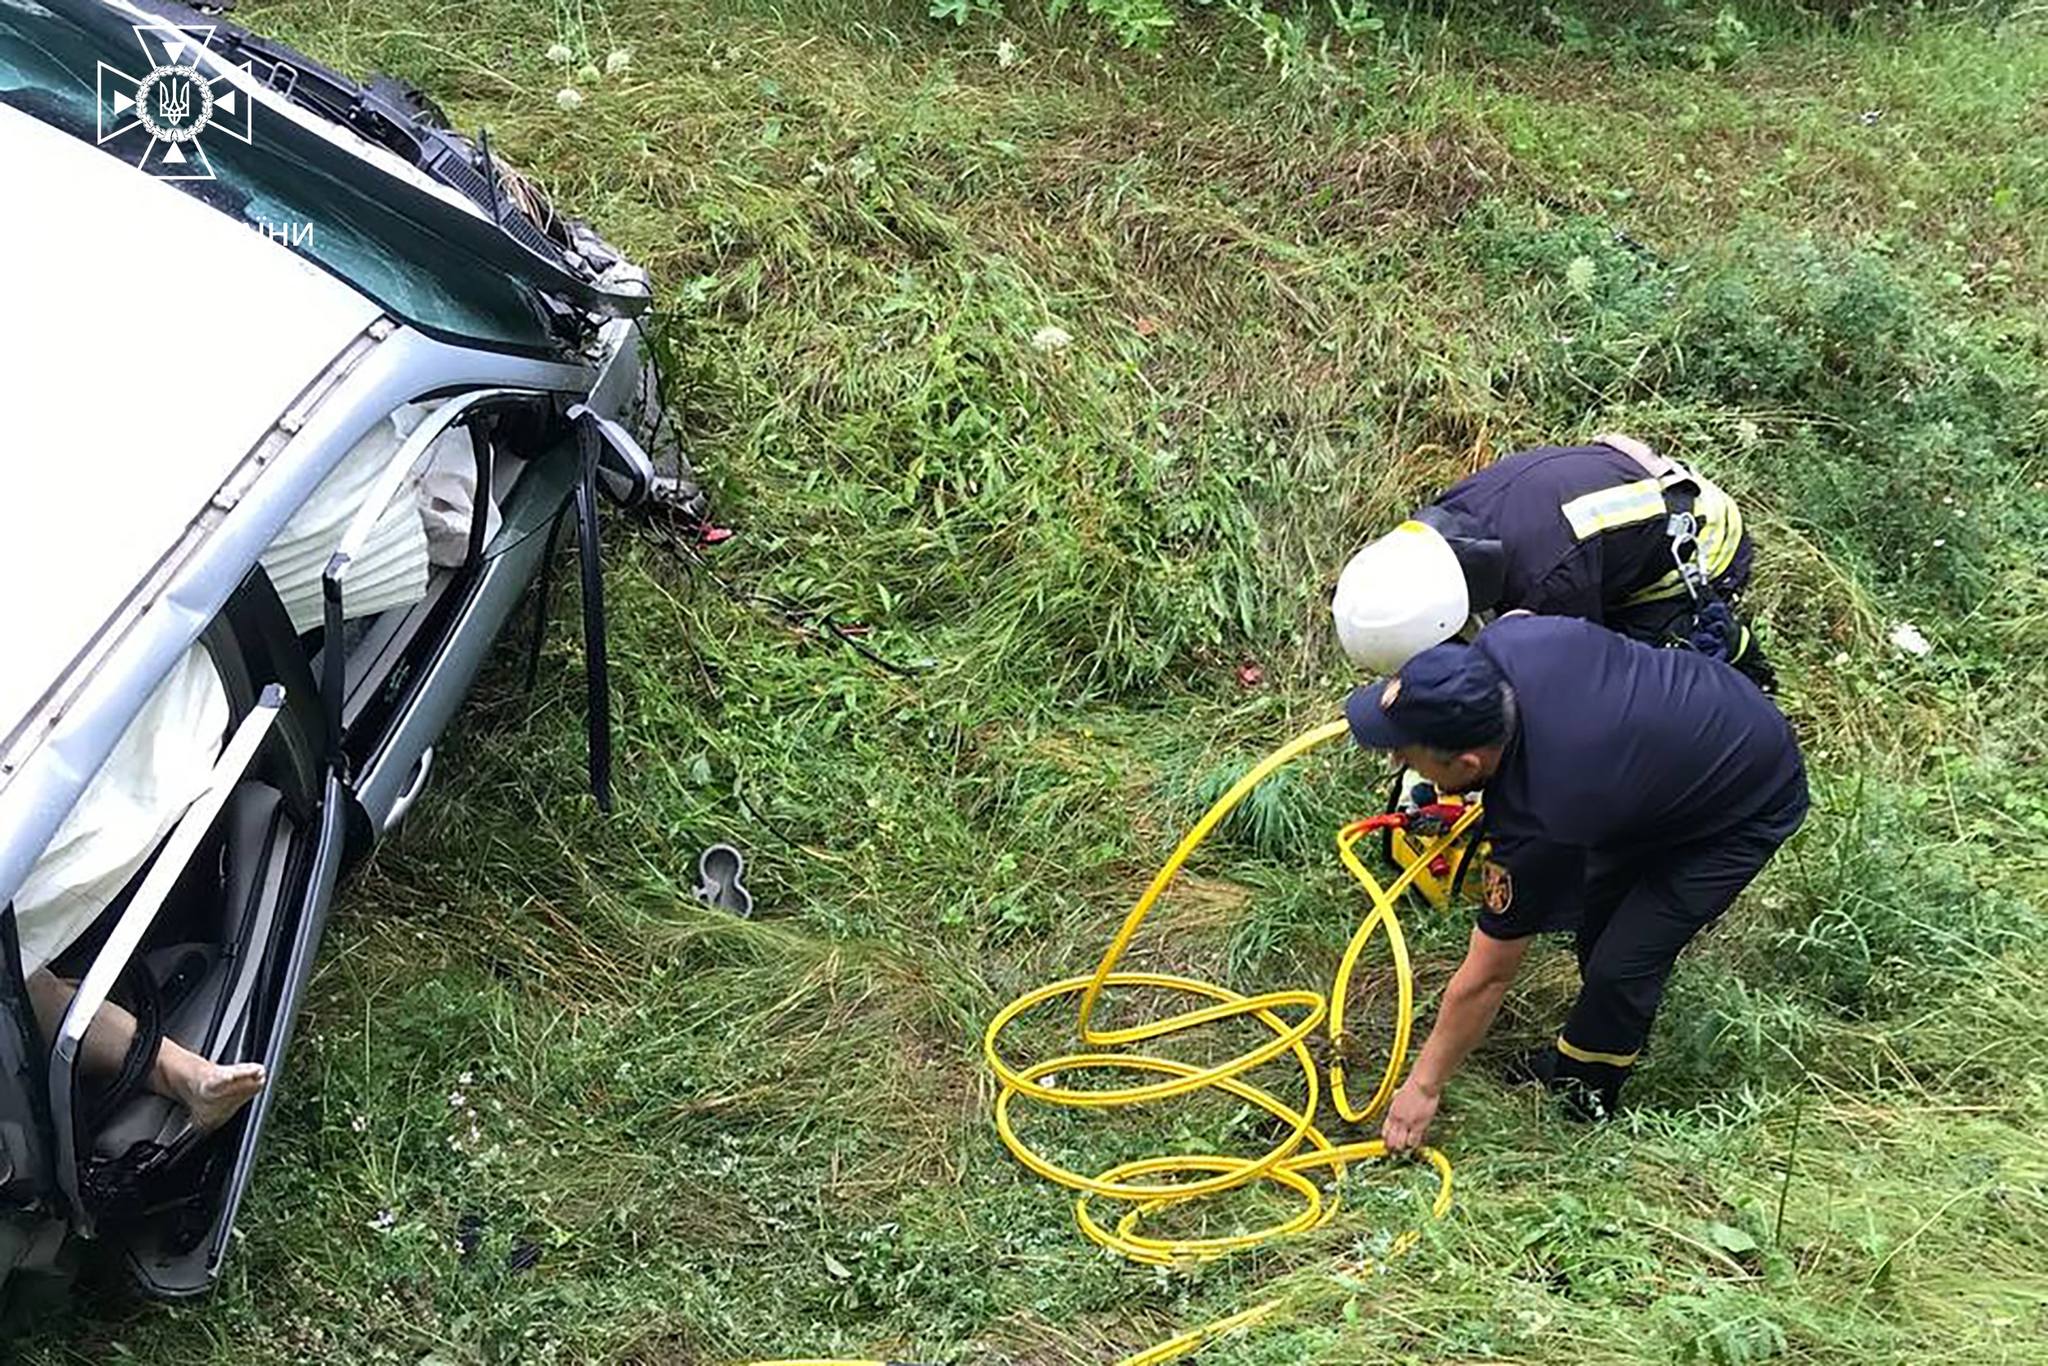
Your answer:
[459,1070,474,1085]
[1734,418,1762,447]
[1030,324,1073,354]
[1932,537,1946,548]
[1830,651,1851,667]
[370,1209,397,1232]
[350,1113,369,1134]
[448,1090,467,1110]
[996,37,1019,67]
[1888,622,1932,658]
[546,42,574,65]
[556,87,584,110]
[606,49,632,75]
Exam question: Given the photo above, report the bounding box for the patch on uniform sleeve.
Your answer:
[1482,861,1514,916]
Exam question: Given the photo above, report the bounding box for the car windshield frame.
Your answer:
[0,3,568,355]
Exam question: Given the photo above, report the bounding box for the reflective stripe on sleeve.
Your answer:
[1617,471,1746,606]
[1560,478,1668,539]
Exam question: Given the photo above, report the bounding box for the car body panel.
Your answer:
[0,317,597,932]
[0,100,381,765]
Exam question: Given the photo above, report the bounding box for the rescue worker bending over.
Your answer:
[1344,614,1808,1148]
[1332,436,1774,690]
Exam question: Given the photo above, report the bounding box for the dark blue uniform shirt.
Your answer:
[1432,446,1675,621]
[1469,616,1806,940]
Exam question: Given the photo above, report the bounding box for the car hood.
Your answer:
[0,99,381,757]
[2,0,650,357]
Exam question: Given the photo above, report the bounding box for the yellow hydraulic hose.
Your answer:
[751,720,1479,1366]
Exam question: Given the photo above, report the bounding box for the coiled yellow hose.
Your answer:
[752,720,1479,1366]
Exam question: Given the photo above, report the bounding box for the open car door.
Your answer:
[37,570,353,1296]
[170,767,347,1295]
[319,390,621,825]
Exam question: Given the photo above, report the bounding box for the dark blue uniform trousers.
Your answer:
[1556,775,1808,1104]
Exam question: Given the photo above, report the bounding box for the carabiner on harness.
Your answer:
[1665,511,1711,604]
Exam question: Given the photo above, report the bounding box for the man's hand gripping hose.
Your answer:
[747,719,1480,1366]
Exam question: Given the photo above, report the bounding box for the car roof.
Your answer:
[0,101,381,754]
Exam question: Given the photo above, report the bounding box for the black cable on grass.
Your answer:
[730,767,815,858]
[1531,192,1671,270]
[818,612,933,679]
[642,505,935,680]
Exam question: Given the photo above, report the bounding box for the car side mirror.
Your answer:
[566,404,653,509]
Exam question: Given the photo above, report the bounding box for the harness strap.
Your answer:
[1578,434,1744,606]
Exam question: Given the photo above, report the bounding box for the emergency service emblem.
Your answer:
[96,25,254,181]
[1482,861,1513,916]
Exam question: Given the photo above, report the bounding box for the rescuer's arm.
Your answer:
[1523,543,1607,623]
[1382,928,1532,1152]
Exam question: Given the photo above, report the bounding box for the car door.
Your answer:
[161,764,346,1296]
[23,568,347,1296]
[128,573,353,1296]
[318,388,596,830]
[106,769,349,1298]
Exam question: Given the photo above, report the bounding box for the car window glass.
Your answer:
[0,11,559,351]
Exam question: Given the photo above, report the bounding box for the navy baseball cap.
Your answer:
[1346,643,1511,752]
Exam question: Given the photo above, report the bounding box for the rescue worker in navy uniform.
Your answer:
[1331,435,1774,691]
[1343,613,1808,1148]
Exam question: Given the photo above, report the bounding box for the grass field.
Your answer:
[17,0,2048,1361]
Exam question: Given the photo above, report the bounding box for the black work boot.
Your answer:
[1502,1046,1557,1089]
[1504,1046,1622,1121]
[1549,1052,1625,1121]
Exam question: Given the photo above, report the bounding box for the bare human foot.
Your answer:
[25,970,267,1133]
[156,1045,267,1132]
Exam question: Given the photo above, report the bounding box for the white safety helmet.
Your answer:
[1330,519,1472,673]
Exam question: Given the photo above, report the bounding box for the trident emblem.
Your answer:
[156,77,192,125]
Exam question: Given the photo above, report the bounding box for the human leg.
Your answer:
[1573,848,1648,976]
[1501,850,1642,1091]
[25,970,265,1132]
[1553,792,1806,1113]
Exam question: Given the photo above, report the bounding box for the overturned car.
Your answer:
[0,0,685,1300]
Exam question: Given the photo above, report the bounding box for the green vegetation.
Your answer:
[17,0,2048,1361]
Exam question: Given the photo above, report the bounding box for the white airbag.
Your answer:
[12,645,229,976]
[420,431,502,568]
[260,405,443,634]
